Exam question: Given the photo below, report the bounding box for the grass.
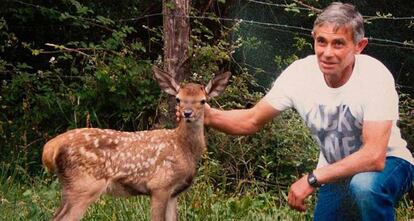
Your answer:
[0,163,412,221]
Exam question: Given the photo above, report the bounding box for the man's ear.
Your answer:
[355,37,368,54]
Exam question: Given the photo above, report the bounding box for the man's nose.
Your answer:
[324,45,333,56]
[183,110,192,118]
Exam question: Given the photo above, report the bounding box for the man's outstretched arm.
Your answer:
[205,99,281,135]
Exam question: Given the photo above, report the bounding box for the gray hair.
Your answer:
[313,2,364,43]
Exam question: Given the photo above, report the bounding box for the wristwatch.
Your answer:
[307,172,321,188]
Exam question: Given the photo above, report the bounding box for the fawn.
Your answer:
[42,66,231,221]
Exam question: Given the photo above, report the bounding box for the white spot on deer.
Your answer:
[158,143,166,150]
[93,139,99,148]
[166,156,175,161]
[114,139,119,144]
[85,151,98,161]
[163,160,172,169]
[84,133,91,141]
[143,162,149,168]
[155,149,161,157]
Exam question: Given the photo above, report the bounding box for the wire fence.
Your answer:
[120,13,414,50]
[9,0,414,50]
[5,0,414,88]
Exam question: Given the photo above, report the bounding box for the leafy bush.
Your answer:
[399,92,414,151]
[0,0,413,196]
[0,1,161,176]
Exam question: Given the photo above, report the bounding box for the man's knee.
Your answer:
[348,172,382,200]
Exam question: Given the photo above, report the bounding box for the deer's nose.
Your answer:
[183,110,192,118]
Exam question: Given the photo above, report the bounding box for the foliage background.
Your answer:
[0,0,413,220]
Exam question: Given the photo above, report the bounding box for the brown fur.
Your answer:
[43,68,231,221]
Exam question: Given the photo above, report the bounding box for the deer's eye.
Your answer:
[176,98,181,103]
[200,99,206,105]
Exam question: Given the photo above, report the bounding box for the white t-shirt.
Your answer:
[264,54,414,167]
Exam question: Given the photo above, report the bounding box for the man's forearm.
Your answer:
[313,147,386,184]
[206,108,259,135]
[313,121,391,184]
[205,99,281,135]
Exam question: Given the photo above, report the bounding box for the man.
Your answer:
[202,2,414,220]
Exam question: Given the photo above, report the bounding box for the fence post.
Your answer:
[161,0,190,126]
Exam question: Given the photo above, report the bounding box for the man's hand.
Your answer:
[203,103,212,126]
[288,175,315,212]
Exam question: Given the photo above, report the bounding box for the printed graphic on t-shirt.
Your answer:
[305,104,363,164]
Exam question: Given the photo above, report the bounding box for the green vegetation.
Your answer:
[1,161,413,220]
[0,0,413,220]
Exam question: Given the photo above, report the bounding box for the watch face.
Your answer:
[308,173,319,187]
[309,176,316,184]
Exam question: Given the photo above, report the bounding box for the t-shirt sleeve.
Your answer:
[363,66,399,121]
[263,65,295,111]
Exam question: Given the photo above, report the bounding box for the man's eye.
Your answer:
[334,40,345,46]
[333,43,344,49]
[317,40,326,46]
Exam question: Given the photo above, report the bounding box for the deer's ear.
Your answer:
[153,66,180,96]
[205,71,231,98]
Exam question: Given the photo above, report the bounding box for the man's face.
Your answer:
[313,23,367,78]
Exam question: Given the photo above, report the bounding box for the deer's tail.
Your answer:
[42,136,65,173]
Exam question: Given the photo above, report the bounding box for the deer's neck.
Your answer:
[175,118,205,162]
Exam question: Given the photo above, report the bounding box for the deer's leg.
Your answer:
[165,196,178,221]
[52,195,69,221]
[150,190,170,221]
[52,177,107,221]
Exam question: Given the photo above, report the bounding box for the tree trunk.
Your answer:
[161,0,191,127]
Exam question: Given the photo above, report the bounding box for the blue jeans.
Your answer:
[313,156,414,221]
